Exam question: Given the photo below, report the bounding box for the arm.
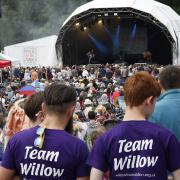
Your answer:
[77,177,89,180]
[90,168,104,180]
[172,169,180,180]
[0,167,15,180]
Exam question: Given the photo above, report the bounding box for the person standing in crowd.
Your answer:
[13,67,21,79]
[3,99,26,150]
[121,66,128,79]
[82,67,89,78]
[31,69,38,81]
[24,69,31,81]
[149,66,180,142]
[0,83,90,180]
[71,66,78,78]
[87,72,180,180]
[105,66,113,80]
[24,92,44,127]
[46,68,53,81]
[2,68,10,82]
[85,111,104,150]
[112,87,120,108]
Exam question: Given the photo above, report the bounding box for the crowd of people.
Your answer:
[0,63,179,179]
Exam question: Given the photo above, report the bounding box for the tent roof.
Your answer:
[0,53,19,62]
[0,53,12,68]
[5,35,57,48]
[62,0,180,44]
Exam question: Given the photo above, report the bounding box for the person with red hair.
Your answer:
[87,72,180,180]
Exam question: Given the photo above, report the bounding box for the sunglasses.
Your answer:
[34,126,45,149]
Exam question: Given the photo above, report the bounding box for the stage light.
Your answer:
[83,26,87,31]
[114,13,118,16]
[104,13,108,16]
[88,34,108,54]
[98,14,102,17]
[130,23,137,39]
[98,20,102,24]
[75,22,80,27]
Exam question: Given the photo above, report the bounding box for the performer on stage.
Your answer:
[143,50,152,63]
[87,49,95,64]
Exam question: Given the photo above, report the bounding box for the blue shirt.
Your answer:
[149,89,180,142]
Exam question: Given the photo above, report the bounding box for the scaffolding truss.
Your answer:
[56,7,175,47]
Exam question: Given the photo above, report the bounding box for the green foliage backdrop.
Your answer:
[0,0,179,48]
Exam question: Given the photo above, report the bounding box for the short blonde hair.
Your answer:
[95,105,106,116]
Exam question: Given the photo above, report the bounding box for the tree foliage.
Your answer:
[0,0,179,48]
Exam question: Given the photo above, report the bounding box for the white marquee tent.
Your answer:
[5,35,58,67]
[57,0,180,65]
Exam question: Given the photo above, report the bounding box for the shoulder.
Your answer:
[101,121,174,139]
[95,124,122,144]
[6,127,37,149]
[7,127,35,143]
[12,126,37,139]
[63,130,88,147]
[63,132,89,156]
[146,121,169,130]
[147,121,176,140]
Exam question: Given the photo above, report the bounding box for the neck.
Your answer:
[123,106,147,121]
[30,120,41,128]
[40,114,67,130]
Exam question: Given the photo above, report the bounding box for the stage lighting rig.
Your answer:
[75,22,80,27]
[98,20,103,24]
[104,13,109,17]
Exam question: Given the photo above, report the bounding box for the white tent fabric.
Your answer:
[5,35,59,67]
[0,53,20,64]
[62,0,180,64]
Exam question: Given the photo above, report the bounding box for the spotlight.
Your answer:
[75,22,80,27]
[98,20,102,24]
[104,13,108,17]
[83,26,87,31]
[98,14,102,17]
[114,13,118,16]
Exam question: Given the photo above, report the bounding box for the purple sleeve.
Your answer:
[76,142,90,177]
[166,134,180,172]
[1,138,16,170]
[87,136,108,172]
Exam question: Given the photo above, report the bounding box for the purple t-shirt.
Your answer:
[87,121,180,180]
[2,126,90,179]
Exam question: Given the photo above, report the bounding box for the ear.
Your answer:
[145,96,156,106]
[67,105,76,118]
[145,96,153,105]
[41,103,46,114]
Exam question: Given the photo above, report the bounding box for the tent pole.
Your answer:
[10,65,12,82]
[0,69,2,84]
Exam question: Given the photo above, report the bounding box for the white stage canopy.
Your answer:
[57,0,180,65]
